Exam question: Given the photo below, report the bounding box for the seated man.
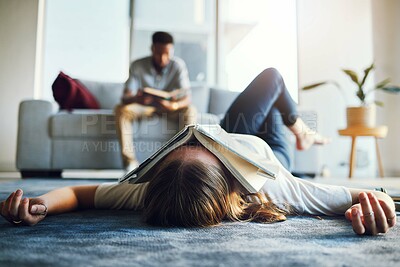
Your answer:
[115,31,197,171]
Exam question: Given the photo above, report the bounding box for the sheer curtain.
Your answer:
[42,0,130,100]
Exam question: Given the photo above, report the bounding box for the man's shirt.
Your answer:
[125,56,190,93]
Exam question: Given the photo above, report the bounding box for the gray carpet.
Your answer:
[0,179,399,267]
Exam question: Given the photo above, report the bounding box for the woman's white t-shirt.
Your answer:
[95,134,352,215]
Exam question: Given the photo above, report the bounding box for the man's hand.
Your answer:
[121,88,136,105]
[121,89,157,105]
[154,92,190,112]
[345,192,396,235]
[155,99,180,112]
[1,189,48,226]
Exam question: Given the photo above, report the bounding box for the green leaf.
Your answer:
[374,100,384,107]
[360,63,375,88]
[302,82,328,90]
[381,86,400,94]
[356,89,365,101]
[375,78,391,89]
[342,69,360,85]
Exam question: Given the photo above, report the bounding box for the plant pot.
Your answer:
[346,105,376,128]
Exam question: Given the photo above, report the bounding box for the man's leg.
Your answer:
[114,103,155,169]
[181,105,197,128]
[166,105,198,130]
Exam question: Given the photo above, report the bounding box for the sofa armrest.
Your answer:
[16,100,57,170]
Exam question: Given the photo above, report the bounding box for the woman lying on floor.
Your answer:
[1,69,396,235]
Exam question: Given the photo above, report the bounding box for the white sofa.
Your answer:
[16,80,318,178]
[16,81,240,177]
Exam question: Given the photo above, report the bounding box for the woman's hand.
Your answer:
[0,189,48,226]
[345,192,396,235]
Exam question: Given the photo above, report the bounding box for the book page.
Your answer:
[195,125,279,179]
[143,87,172,100]
[143,87,187,101]
[119,125,195,184]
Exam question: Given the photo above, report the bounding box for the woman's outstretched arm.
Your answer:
[0,185,98,226]
[346,189,396,235]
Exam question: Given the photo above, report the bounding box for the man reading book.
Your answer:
[115,31,197,171]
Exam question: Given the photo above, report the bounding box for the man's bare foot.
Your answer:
[289,118,331,151]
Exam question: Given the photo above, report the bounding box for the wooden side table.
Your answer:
[338,126,388,178]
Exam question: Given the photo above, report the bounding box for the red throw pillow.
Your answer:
[52,71,100,110]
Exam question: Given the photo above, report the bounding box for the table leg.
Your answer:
[375,137,384,178]
[349,136,357,178]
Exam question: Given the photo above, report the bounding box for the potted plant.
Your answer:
[302,63,400,127]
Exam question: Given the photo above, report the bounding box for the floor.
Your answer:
[1,171,399,194]
[1,175,399,267]
[0,170,125,181]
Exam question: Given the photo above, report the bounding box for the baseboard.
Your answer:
[0,162,17,172]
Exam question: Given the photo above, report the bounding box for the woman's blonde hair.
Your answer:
[143,158,286,227]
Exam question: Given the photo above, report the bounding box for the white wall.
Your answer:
[297,0,376,177]
[0,0,41,171]
[0,0,130,171]
[372,0,400,176]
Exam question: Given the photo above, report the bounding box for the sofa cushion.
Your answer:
[50,110,177,139]
[51,110,117,138]
[50,110,220,139]
[78,79,124,109]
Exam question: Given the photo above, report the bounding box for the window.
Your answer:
[131,0,298,101]
[218,0,298,101]
[42,0,130,99]
[131,0,216,86]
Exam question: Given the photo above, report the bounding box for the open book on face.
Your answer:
[119,124,279,193]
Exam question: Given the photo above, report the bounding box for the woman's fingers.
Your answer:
[10,189,23,220]
[379,199,397,228]
[345,209,352,221]
[348,192,396,235]
[18,198,32,225]
[359,192,377,235]
[31,204,47,215]
[2,191,20,221]
[1,191,48,226]
[367,192,389,233]
[345,203,361,221]
[1,190,26,225]
[2,192,15,217]
[351,208,365,234]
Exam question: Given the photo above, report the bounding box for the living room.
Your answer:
[1,0,400,179]
[0,0,399,266]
